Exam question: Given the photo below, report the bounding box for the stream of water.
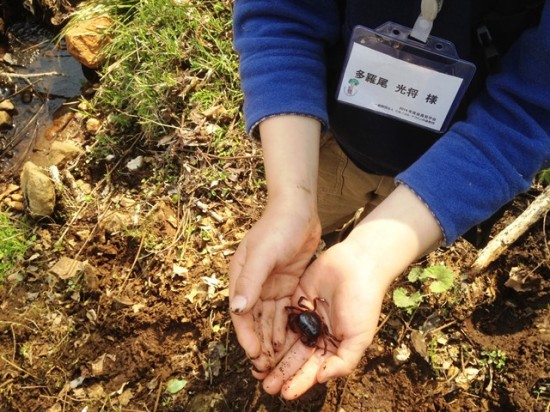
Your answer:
[0,20,86,174]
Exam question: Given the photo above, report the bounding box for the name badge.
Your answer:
[337,22,476,133]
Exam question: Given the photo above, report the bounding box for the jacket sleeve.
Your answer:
[233,0,340,135]
[396,1,550,244]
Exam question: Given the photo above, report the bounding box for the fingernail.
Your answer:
[247,353,260,361]
[251,365,268,373]
[231,295,247,313]
[318,374,329,384]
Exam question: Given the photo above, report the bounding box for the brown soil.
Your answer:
[1,109,549,412]
[1,5,549,412]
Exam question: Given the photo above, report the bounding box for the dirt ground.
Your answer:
[1,4,549,412]
[0,142,549,412]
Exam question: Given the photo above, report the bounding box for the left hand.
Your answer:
[229,198,321,373]
[229,115,322,374]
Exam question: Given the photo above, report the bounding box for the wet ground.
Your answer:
[0,20,85,174]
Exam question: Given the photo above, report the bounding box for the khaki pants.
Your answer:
[317,133,395,236]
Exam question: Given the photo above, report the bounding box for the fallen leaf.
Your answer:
[166,378,187,394]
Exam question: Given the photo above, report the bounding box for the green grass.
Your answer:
[0,213,32,282]
[64,0,242,150]
[538,168,550,185]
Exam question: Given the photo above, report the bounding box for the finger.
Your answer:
[247,303,277,373]
[273,329,300,365]
[230,311,261,360]
[259,301,276,368]
[251,336,298,380]
[252,370,269,380]
[273,297,290,352]
[250,312,298,376]
[316,334,370,383]
[281,349,330,400]
[262,342,315,395]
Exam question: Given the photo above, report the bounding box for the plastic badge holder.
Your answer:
[337,22,476,133]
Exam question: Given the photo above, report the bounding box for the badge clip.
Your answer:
[336,22,476,133]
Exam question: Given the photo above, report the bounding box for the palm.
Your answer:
[229,207,321,373]
[260,242,388,399]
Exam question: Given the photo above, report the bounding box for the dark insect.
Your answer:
[286,296,341,354]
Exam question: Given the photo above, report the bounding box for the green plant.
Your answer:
[538,168,550,185]
[19,342,31,360]
[392,287,423,313]
[408,265,455,293]
[0,212,33,282]
[64,0,242,147]
[393,265,456,313]
[480,349,507,370]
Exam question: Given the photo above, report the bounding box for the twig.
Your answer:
[194,199,224,223]
[0,320,37,331]
[374,308,394,336]
[0,378,13,389]
[0,355,38,379]
[153,378,163,412]
[337,376,351,411]
[204,153,262,161]
[544,211,550,264]
[0,71,65,79]
[119,229,146,292]
[427,319,457,336]
[11,325,17,361]
[471,185,550,273]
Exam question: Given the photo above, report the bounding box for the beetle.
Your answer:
[285,296,341,354]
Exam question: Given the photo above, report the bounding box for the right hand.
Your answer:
[229,198,321,373]
[257,239,390,398]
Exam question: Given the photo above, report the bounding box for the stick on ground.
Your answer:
[470,185,550,273]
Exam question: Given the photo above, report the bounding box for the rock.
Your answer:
[0,99,15,111]
[21,90,32,104]
[44,111,74,140]
[0,183,19,201]
[99,211,131,235]
[85,117,101,134]
[64,16,113,69]
[126,156,143,171]
[2,53,16,65]
[20,161,56,216]
[0,110,13,129]
[185,392,225,412]
[49,257,99,292]
[50,257,84,280]
[48,140,84,166]
[3,198,25,212]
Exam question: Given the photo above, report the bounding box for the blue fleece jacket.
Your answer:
[233,0,550,244]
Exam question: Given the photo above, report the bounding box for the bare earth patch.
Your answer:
[0,109,548,411]
[0,3,549,410]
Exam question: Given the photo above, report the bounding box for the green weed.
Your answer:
[480,349,507,370]
[393,265,456,313]
[0,212,33,282]
[64,0,241,149]
[538,168,550,185]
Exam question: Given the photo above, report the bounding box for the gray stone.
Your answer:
[0,99,15,111]
[20,161,56,216]
[0,110,13,129]
[48,140,84,166]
